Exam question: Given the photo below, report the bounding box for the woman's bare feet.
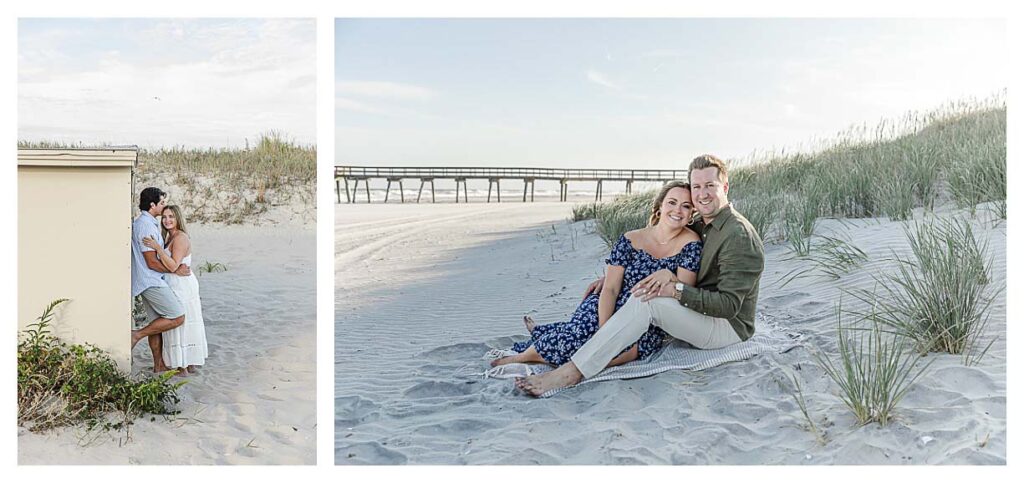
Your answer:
[490,346,545,367]
[523,315,537,334]
[514,362,584,397]
[187,365,200,373]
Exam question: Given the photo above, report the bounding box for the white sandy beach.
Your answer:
[19,220,316,465]
[335,201,1005,465]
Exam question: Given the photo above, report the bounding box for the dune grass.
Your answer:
[18,300,185,433]
[20,132,316,225]
[814,302,932,427]
[574,96,1004,255]
[852,218,996,365]
[728,96,1005,223]
[570,191,657,247]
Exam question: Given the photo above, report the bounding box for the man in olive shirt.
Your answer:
[516,154,765,396]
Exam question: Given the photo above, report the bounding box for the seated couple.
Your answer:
[493,154,766,396]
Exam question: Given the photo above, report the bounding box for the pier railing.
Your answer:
[335,166,687,203]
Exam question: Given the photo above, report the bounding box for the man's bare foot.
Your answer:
[514,363,583,397]
[187,365,200,373]
[524,315,537,333]
[153,364,173,373]
[174,367,189,377]
[130,330,144,349]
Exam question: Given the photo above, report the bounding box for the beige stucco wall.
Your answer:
[18,154,134,371]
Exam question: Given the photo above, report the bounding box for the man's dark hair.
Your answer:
[139,187,166,212]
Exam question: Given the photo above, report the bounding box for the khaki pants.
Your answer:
[571,295,742,379]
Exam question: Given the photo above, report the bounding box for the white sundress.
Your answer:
[162,250,209,368]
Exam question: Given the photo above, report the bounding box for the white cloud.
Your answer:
[586,69,621,90]
[18,19,316,148]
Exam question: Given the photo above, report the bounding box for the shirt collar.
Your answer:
[705,203,734,232]
[140,211,159,225]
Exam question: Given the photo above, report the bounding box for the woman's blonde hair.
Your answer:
[649,180,692,226]
[161,205,188,241]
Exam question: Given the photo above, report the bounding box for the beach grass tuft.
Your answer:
[814,301,932,427]
[18,300,185,433]
[571,202,600,222]
[591,191,656,247]
[779,367,826,444]
[198,261,228,275]
[777,235,868,288]
[782,194,819,256]
[854,218,996,365]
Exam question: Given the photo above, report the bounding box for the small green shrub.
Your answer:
[18,299,185,432]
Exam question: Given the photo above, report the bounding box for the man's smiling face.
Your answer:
[689,167,729,222]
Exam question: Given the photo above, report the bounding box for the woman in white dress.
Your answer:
[142,205,208,376]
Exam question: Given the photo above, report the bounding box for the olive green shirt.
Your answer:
[678,204,765,341]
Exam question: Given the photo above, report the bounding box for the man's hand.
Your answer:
[175,264,191,276]
[583,277,605,300]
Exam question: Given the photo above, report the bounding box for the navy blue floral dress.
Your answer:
[511,234,703,366]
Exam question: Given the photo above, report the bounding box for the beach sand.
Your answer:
[19,221,317,465]
[335,201,1005,464]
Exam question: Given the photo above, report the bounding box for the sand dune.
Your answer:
[19,223,316,465]
[335,201,1005,465]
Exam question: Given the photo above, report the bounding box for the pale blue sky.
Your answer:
[336,18,1005,168]
[20,18,316,148]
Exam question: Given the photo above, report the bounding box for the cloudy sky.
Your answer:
[19,18,316,148]
[336,18,1005,168]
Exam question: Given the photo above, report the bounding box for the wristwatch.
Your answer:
[674,282,686,301]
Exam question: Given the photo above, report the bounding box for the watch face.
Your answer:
[675,283,685,291]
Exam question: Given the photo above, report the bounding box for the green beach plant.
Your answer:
[855,218,996,365]
[727,97,1004,222]
[592,191,656,247]
[814,302,932,427]
[779,367,826,444]
[18,300,185,432]
[782,194,818,256]
[732,195,776,243]
[777,235,868,288]
[571,202,600,222]
[198,261,228,275]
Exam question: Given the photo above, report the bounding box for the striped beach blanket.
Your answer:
[484,313,802,398]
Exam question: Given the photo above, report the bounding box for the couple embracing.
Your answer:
[495,154,765,396]
[130,187,209,376]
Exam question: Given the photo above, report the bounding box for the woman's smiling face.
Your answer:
[659,187,693,227]
[161,208,177,231]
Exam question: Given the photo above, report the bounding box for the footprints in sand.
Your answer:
[337,441,408,465]
[402,381,476,399]
[336,395,381,427]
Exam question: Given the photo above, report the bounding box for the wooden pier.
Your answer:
[335,166,687,203]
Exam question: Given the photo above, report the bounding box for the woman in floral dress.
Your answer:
[491,181,702,368]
